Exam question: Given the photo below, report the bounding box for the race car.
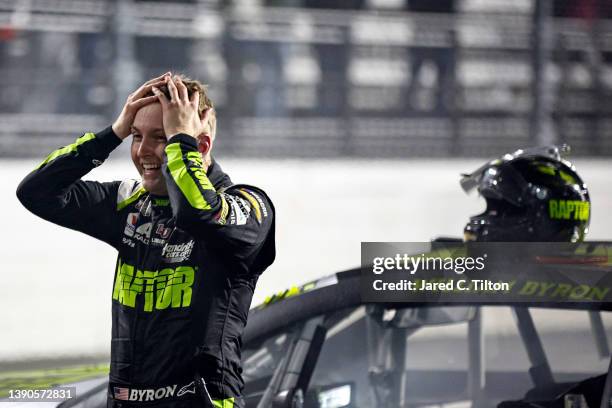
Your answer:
[2,259,611,408]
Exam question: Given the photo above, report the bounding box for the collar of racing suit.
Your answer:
[150,156,233,203]
[206,157,233,191]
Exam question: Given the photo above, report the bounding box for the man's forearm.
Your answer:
[163,133,222,226]
[16,126,122,216]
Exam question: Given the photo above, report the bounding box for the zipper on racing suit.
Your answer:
[127,197,216,407]
[130,196,162,381]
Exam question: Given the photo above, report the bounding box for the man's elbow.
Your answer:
[16,176,46,215]
[16,178,34,209]
[173,205,216,232]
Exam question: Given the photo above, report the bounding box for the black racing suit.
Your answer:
[16,127,275,407]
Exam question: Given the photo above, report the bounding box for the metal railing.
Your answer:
[0,0,611,157]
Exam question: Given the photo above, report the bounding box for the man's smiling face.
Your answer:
[130,103,168,195]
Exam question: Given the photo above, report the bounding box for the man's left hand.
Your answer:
[152,77,211,140]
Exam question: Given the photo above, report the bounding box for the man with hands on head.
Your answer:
[17,72,276,408]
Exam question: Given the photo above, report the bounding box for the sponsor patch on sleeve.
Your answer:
[215,195,230,225]
[238,188,269,222]
[238,189,262,223]
[222,193,251,225]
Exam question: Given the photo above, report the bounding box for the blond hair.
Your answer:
[147,74,216,140]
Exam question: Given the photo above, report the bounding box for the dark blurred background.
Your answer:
[1,0,611,158]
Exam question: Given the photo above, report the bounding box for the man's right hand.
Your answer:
[111,72,171,139]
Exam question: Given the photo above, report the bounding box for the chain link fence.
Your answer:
[1,0,611,157]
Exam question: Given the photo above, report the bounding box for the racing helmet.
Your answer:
[461,145,590,242]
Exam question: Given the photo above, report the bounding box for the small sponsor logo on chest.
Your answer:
[124,218,153,245]
[156,223,171,238]
[123,211,173,247]
[162,240,195,263]
[124,213,139,237]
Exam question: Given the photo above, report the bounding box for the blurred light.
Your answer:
[365,0,403,9]
[318,385,351,408]
[417,60,439,88]
[460,0,532,13]
[86,86,113,107]
[568,64,593,88]
[193,13,224,38]
[284,55,321,84]
[348,58,409,86]
[458,60,531,86]
[291,14,315,42]
[350,16,414,46]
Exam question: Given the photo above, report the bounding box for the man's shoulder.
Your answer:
[225,184,274,213]
[221,184,275,225]
[224,183,269,196]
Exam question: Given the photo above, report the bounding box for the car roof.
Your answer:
[245,267,612,343]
